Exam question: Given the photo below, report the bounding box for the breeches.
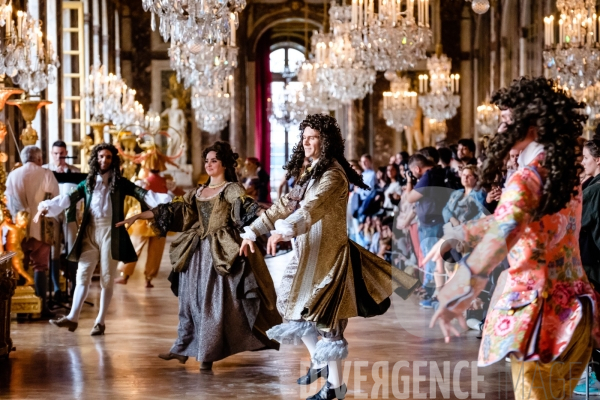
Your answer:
[76,218,118,289]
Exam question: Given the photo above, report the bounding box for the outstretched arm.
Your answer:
[34,182,85,223]
[427,168,541,342]
[115,210,154,228]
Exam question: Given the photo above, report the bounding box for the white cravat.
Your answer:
[517,141,545,170]
[89,172,112,219]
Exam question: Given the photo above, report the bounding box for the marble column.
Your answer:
[229,15,247,159]
[460,4,473,138]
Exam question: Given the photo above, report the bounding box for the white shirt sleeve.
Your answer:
[143,191,172,208]
[38,194,71,218]
[240,226,257,241]
[271,219,294,241]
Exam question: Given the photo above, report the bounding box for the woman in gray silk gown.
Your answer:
[118,141,281,370]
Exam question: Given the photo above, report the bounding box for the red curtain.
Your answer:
[255,34,272,175]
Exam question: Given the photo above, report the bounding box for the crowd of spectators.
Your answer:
[346,139,515,323]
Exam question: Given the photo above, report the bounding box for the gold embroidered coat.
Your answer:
[248,161,419,331]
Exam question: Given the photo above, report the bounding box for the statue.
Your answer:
[3,211,34,286]
[161,98,187,166]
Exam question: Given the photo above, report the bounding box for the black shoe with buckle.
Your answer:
[297,365,329,385]
[306,382,347,400]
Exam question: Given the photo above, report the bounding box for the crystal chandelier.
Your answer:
[192,78,232,134]
[142,0,244,45]
[312,8,376,105]
[543,0,600,95]
[86,64,125,123]
[359,0,432,71]
[169,36,238,90]
[382,74,417,131]
[297,61,338,114]
[4,10,59,95]
[582,81,600,122]
[269,83,307,130]
[475,101,500,137]
[427,118,447,143]
[418,52,460,120]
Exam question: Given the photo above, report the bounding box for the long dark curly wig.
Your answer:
[202,141,239,185]
[285,114,369,189]
[484,77,586,220]
[86,143,122,194]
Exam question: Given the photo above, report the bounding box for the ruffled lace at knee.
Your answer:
[312,338,349,364]
[266,321,317,345]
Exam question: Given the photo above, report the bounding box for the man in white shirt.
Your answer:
[6,145,60,317]
[42,140,81,302]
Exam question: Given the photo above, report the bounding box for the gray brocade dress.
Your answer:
[170,194,267,362]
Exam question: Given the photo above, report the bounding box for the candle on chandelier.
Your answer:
[230,13,236,46]
[4,5,10,37]
[455,74,460,93]
[228,75,234,94]
[358,0,363,28]
[391,0,396,26]
[352,0,358,28]
[417,0,421,26]
[16,10,22,40]
[369,0,374,25]
[594,14,598,44]
[383,92,390,108]
[559,18,564,45]
[425,0,429,27]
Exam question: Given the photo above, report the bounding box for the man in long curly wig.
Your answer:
[33,143,171,336]
[423,77,599,400]
[240,114,419,400]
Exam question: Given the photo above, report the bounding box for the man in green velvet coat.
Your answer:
[34,143,171,336]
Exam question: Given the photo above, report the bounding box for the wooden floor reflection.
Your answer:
[0,246,522,399]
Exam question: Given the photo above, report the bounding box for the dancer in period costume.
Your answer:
[34,143,171,335]
[117,141,281,371]
[424,77,600,400]
[240,114,419,400]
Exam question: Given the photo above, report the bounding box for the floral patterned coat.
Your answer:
[448,157,599,367]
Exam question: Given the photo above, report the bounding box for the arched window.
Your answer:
[269,46,305,199]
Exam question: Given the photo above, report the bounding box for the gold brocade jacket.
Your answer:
[248,161,419,331]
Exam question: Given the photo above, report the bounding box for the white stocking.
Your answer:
[95,286,114,325]
[301,332,327,369]
[66,284,90,323]
[327,359,343,389]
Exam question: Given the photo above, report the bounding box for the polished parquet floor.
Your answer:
[0,242,524,399]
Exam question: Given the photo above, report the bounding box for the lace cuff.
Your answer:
[38,194,71,218]
[240,226,257,241]
[272,219,294,241]
[144,191,172,208]
[150,203,174,237]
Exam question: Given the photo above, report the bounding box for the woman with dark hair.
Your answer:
[35,143,172,335]
[424,77,598,400]
[239,114,418,400]
[576,134,600,394]
[117,141,281,371]
[382,163,401,214]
